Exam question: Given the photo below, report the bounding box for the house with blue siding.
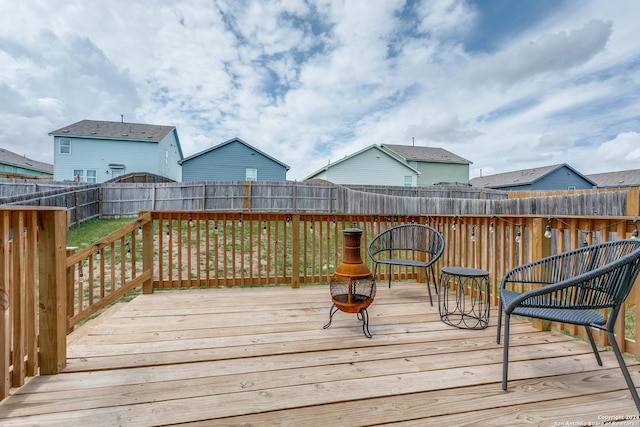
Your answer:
[180,137,289,182]
[303,144,420,186]
[470,163,596,191]
[49,119,183,183]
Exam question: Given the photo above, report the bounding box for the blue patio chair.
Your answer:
[496,240,640,411]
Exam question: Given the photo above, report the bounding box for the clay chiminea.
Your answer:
[323,228,376,338]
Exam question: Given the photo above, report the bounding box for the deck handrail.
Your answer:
[2,207,640,401]
[1,206,68,400]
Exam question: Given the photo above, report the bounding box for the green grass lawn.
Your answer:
[66,217,135,249]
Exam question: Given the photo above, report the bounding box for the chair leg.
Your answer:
[496,301,503,344]
[608,332,640,412]
[424,266,434,306]
[502,314,511,390]
[584,327,602,366]
[429,265,438,295]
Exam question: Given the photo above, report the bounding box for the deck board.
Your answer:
[1,283,639,426]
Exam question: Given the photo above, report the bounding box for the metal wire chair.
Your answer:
[367,224,444,305]
[497,239,640,411]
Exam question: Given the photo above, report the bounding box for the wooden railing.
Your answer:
[1,206,68,401]
[145,210,640,356]
[2,207,640,401]
[65,212,153,329]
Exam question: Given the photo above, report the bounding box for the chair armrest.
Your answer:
[501,252,635,314]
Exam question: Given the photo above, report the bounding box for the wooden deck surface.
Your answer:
[1,283,640,426]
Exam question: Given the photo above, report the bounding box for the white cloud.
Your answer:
[416,0,476,39]
[537,133,572,150]
[0,0,639,180]
[464,20,613,89]
[595,132,640,164]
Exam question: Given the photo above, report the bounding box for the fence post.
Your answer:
[291,214,300,288]
[38,209,68,375]
[628,188,640,217]
[243,181,251,211]
[142,213,154,294]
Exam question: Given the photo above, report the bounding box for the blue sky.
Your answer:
[1,0,639,180]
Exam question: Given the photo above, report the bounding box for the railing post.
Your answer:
[38,209,68,374]
[530,217,552,332]
[66,247,77,333]
[1,210,10,399]
[417,216,427,283]
[531,217,552,261]
[142,213,154,294]
[291,214,300,288]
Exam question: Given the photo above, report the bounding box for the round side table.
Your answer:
[438,266,490,329]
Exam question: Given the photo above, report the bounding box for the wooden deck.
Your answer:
[1,283,640,426]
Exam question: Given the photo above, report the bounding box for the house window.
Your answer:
[246,168,258,181]
[404,176,412,187]
[409,161,417,168]
[568,185,576,190]
[86,170,97,183]
[60,138,71,155]
[73,169,97,183]
[165,150,169,165]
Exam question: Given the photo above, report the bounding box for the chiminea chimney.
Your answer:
[323,228,376,338]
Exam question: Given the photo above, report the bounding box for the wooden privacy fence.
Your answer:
[2,179,638,218]
[0,183,100,226]
[100,181,637,217]
[3,206,640,401]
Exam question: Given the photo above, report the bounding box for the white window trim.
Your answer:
[246,168,258,181]
[73,169,97,183]
[86,169,97,183]
[59,138,71,155]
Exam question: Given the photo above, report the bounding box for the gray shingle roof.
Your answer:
[382,144,472,164]
[49,119,175,142]
[470,163,597,188]
[0,147,53,174]
[586,169,640,188]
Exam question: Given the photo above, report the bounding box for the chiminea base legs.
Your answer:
[323,303,372,339]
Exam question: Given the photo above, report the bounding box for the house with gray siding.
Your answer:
[586,169,640,188]
[180,137,289,182]
[303,144,420,186]
[49,119,183,183]
[382,144,472,186]
[0,147,53,179]
[470,163,596,191]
